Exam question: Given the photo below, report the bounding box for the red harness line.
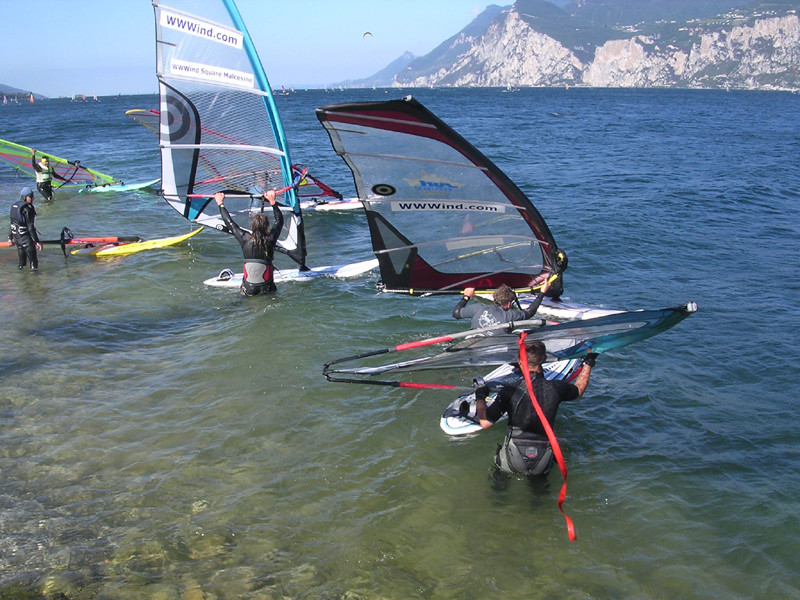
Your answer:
[518,332,577,542]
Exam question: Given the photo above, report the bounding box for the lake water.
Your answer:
[1,87,799,599]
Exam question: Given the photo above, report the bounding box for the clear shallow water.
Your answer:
[1,88,799,599]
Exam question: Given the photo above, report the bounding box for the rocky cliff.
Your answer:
[364,2,800,90]
[583,14,800,88]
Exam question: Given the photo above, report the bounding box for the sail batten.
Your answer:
[317,96,566,296]
[159,143,286,156]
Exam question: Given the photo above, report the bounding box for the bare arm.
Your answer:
[474,383,495,429]
[475,397,494,429]
[572,353,598,397]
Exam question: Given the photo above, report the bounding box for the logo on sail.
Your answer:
[405,174,462,196]
[169,59,254,89]
[160,10,243,48]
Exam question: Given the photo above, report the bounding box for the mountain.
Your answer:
[0,83,47,100]
[342,5,509,87]
[337,52,418,88]
[393,5,510,86]
[563,0,758,26]
[354,0,800,90]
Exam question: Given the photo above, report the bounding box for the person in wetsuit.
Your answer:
[474,341,597,476]
[453,279,551,334]
[214,190,283,296]
[8,187,42,270]
[31,150,68,200]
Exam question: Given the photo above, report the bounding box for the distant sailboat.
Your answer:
[81,93,86,102]
[2,94,7,106]
[93,91,99,102]
[29,93,34,104]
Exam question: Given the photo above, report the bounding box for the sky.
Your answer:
[0,0,492,97]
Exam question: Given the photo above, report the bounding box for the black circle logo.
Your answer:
[165,94,193,142]
[371,184,396,196]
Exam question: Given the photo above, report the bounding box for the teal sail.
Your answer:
[324,303,698,383]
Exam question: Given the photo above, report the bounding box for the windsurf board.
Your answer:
[71,228,202,256]
[80,178,161,193]
[439,359,584,436]
[204,258,379,287]
[474,291,624,321]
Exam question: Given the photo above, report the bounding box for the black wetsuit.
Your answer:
[453,292,545,333]
[219,204,283,296]
[482,370,579,475]
[32,157,66,200]
[9,199,40,269]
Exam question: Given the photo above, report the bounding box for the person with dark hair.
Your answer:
[453,279,551,333]
[8,187,42,270]
[213,190,283,296]
[474,340,597,476]
[30,149,67,200]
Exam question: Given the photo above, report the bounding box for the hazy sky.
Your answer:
[1,0,492,97]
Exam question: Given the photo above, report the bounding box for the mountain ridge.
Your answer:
[344,0,800,90]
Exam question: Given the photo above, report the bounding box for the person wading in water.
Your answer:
[214,190,283,296]
[8,187,42,270]
[475,340,597,476]
[31,150,67,200]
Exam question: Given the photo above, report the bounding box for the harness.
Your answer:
[496,384,554,476]
[35,162,53,183]
[243,258,273,285]
[9,201,34,238]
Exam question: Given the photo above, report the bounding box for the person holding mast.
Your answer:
[453,278,552,333]
[474,340,598,476]
[214,190,283,296]
[31,149,68,200]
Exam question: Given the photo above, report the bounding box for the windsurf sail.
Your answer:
[0,138,121,189]
[126,108,342,203]
[316,96,567,297]
[152,0,306,266]
[323,302,698,384]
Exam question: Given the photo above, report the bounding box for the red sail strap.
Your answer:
[518,332,577,542]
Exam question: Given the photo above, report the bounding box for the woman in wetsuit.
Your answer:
[213,190,283,296]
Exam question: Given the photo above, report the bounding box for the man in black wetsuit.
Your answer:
[474,340,597,476]
[453,279,551,333]
[31,150,67,200]
[213,190,283,296]
[8,187,42,270]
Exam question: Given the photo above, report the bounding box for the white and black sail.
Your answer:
[153,0,306,265]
